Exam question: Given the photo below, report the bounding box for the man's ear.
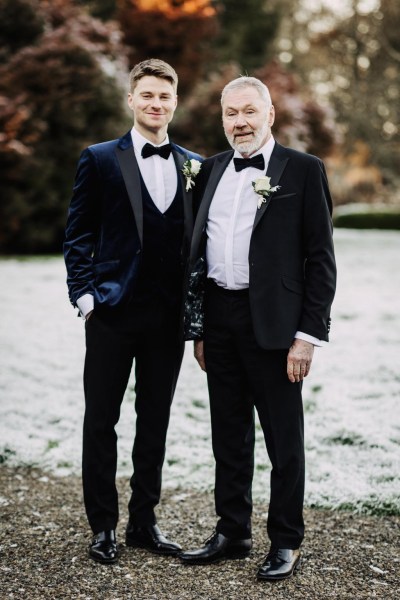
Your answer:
[127,93,134,111]
[269,105,275,127]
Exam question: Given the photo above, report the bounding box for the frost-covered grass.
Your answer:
[1,230,399,515]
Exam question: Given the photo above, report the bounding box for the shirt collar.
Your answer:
[131,126,170,153]
[232,135,275,165]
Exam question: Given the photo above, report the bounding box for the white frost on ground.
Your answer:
[0,229,399,513]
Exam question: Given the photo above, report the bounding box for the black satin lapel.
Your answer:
[172,148,185,183]
[172,149,193,238]
[252,152,289,231]
[267,150,289,186]
[116,145,143,246]
[191,152,232,259]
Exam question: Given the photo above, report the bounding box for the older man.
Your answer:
[179,77,336,581]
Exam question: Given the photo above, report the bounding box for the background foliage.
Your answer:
[0,0,399,253]
[0,0,129,253]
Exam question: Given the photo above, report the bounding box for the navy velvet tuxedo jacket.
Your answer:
[64,131,202,312]
[184,142,337,349]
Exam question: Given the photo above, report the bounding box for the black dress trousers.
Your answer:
[203,280,305,548]
[82,300,184,534]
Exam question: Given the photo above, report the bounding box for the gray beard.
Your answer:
[226,122,270,156]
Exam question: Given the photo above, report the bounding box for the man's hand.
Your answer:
[287,339,314,383]
[194,340,206,372]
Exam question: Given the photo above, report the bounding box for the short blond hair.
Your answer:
[129,59,178,93]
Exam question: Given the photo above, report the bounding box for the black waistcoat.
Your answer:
[132,175,185,309]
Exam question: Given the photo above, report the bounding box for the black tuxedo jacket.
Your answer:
[64,131,202,312]
[184,142,337,349]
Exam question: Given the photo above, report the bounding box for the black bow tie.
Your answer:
[142,142,172,159]
[233,154,265,172]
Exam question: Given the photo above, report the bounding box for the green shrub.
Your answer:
[333,207,400,230]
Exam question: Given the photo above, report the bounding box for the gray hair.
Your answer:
[221,76,272,108]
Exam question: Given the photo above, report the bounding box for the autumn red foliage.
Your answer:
[0,0,129,253]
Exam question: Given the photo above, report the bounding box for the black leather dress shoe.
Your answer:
[179,531,252,565]
[125,522,182,555]
[89,530,118,564]
[257,548,301,581]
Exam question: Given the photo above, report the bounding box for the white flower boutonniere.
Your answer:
[182,157,202,192]
[252,176,280,209]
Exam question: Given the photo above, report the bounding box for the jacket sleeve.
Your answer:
[63,148,101,307]
[299,158,337,340]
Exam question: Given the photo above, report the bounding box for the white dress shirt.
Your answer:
[76,127,178,318]
[206,136,324,346]
[207,136,276,289]
[130,127,178,213]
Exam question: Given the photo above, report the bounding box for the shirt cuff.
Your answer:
[76,294,94,320]
[295,331,327,347]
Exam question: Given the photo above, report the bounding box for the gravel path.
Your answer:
[1,466,399,599]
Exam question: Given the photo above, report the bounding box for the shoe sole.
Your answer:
[125,539,182,556]
[179,550,251,565]
[257,558,301,581]
[88,553,118,565]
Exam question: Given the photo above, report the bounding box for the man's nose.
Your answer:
[151,97,162,109]
[234,114,247,127]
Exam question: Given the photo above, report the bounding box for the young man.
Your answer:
[180,77,336,581]
[64,59,202,564]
